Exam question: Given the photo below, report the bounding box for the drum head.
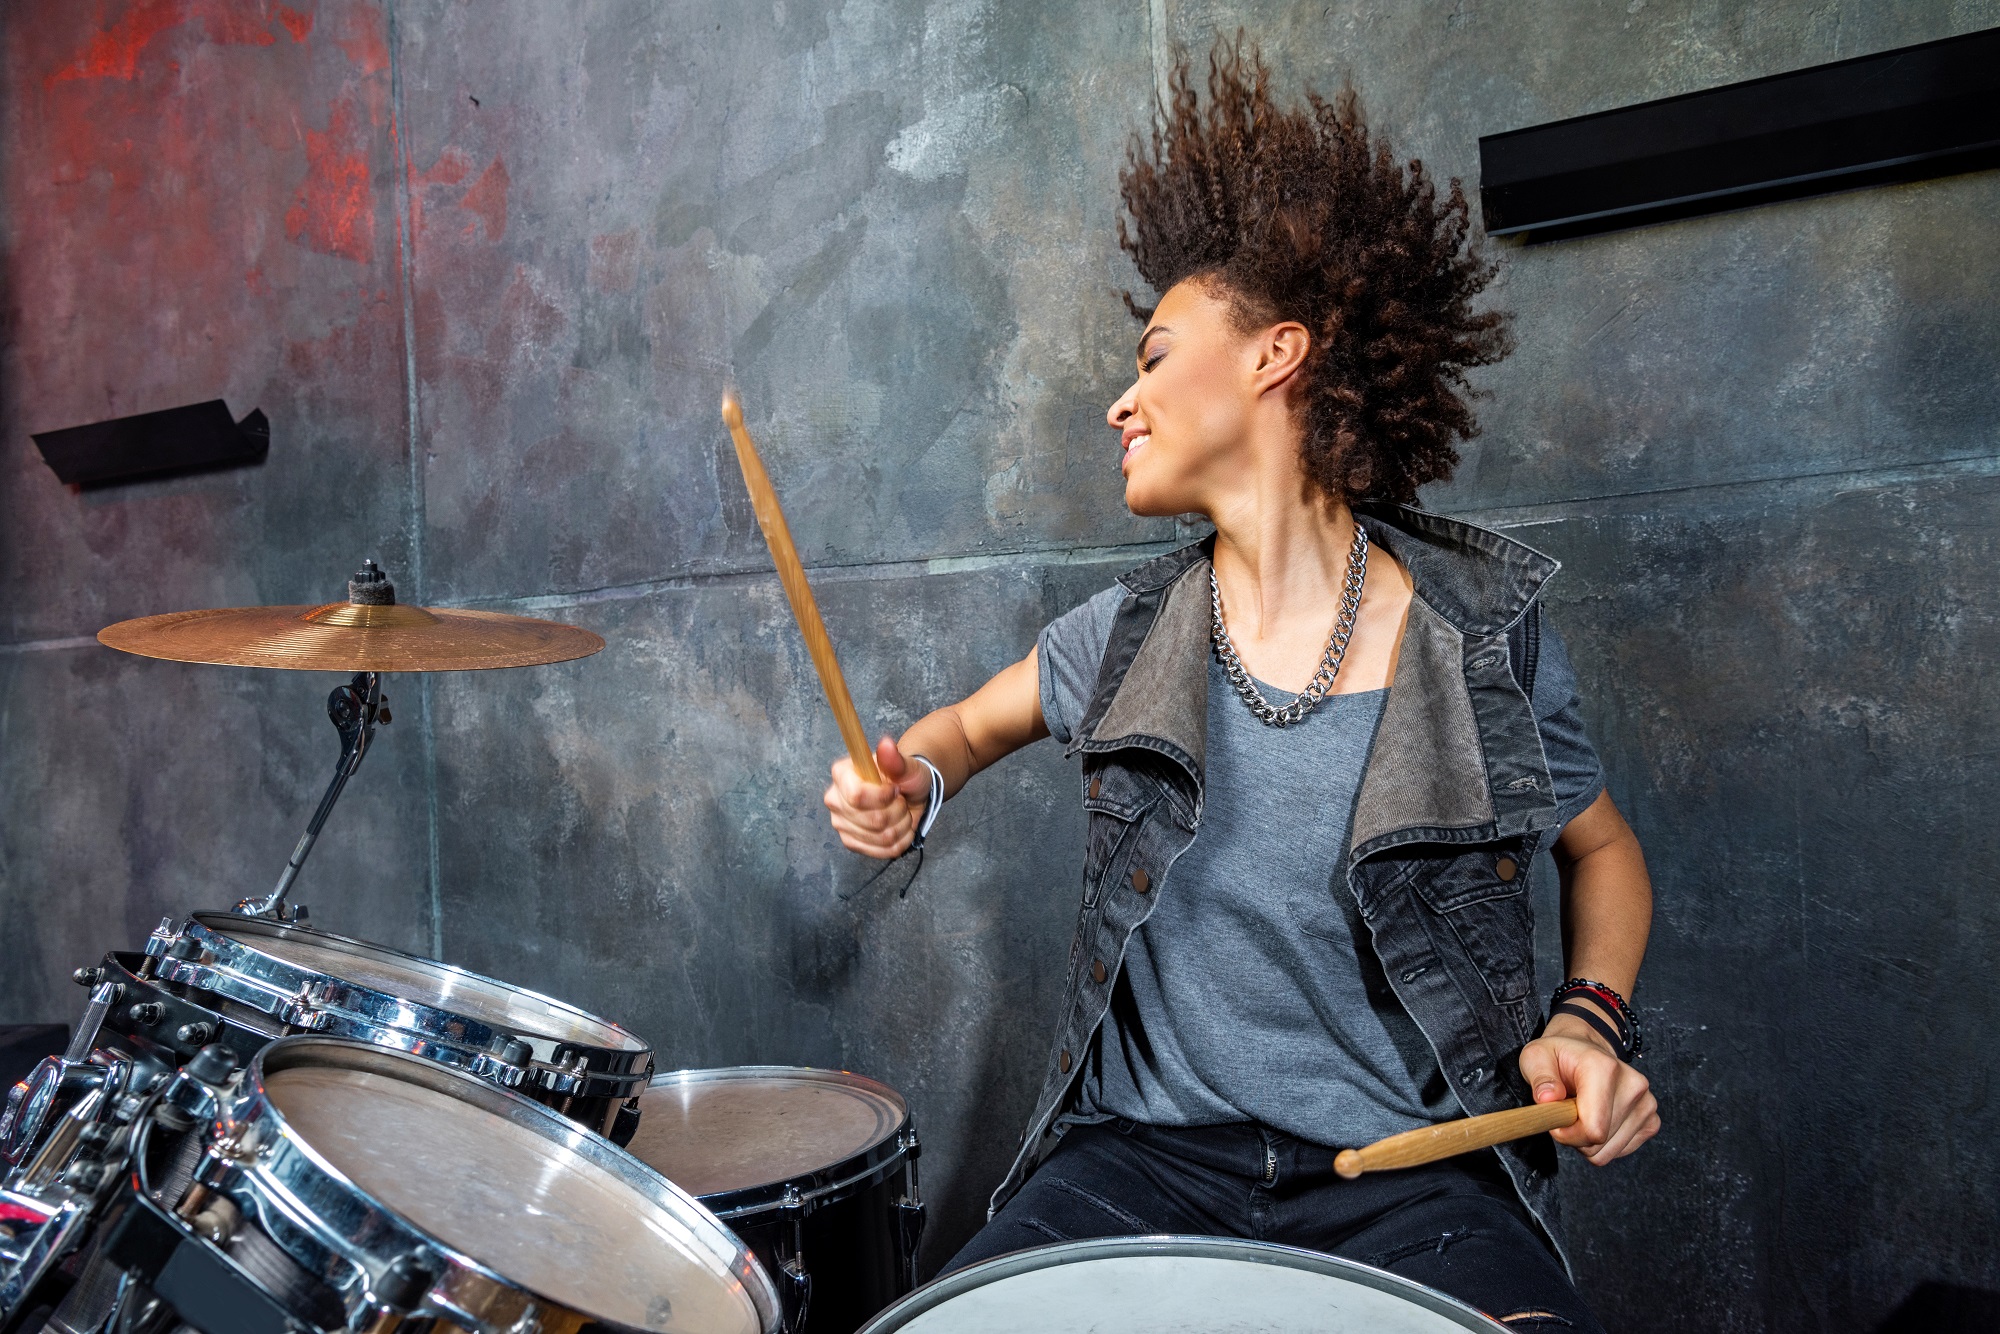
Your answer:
[259,1044,767,1334]
[858,1237,1507,1333]
[627,1066,906,1198]
[195,913,645,1053]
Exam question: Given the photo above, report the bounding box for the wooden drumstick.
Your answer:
[721,393,882,785]
[1333,1099,1579,1178]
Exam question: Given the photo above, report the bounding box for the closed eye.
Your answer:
[1141,348,1166,373]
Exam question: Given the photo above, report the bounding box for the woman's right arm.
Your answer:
[823,646,1050,859]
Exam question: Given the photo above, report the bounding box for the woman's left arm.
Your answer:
[1517,788,1661,1165]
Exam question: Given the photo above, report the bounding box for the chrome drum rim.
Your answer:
[211,1037,780,1334]
[856,1236,1510,1333]
[150,913,652,1104]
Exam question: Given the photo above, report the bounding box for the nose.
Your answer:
[1106,380,1138,431]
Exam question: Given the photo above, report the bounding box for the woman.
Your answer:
[823,43,1656,1330]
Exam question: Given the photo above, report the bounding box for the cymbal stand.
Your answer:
[236,672,389,921]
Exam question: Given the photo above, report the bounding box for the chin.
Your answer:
[1122,479,1188,519]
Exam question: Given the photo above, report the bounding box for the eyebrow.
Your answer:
[1137,324,1170,360]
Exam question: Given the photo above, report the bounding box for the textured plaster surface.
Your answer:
[4,2,1999,1329]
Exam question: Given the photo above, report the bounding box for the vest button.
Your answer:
[1131,867,1150,894]
[1091,959,1107,985]
[1089,775,1102,799]
[1496,857,1518,882]
[1059,1049,1072,1073]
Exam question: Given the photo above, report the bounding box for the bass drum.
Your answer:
[136,911,653,1136]
[857,1236,1509,1334]
[625,1067,925,1334]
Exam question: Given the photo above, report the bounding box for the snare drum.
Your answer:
[135,912,653,1134]
[626,1067,926,1334]
[858,1236,1508,1333]
[133,1036,782,1334]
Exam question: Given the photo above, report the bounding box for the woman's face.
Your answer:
[1105,278,1265,518]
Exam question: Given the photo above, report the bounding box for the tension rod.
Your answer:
[236,672,387,920]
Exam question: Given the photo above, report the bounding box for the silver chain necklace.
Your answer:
[1210,523,1369,727]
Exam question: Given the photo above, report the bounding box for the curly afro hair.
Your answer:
[1117,39,1510,505]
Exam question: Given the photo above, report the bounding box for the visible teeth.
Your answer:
[1126,433,1150,453]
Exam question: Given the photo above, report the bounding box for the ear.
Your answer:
[1249,321,1311,399]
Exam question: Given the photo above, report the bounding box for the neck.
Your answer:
[1205,465,1358,639]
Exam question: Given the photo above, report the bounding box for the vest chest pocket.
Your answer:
[1410,845,1537,1005]
[1081,769,1154,909]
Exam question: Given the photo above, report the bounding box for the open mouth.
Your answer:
[1122,432,1150,462]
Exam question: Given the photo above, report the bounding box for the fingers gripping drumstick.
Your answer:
[721,394,883,785]
[1333,1099,1579,1179]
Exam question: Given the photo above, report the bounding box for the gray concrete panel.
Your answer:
[0,644,431,1025]
[1486,466,2000,1331]
[396,0,1175,606]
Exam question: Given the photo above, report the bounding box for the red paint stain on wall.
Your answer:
[333,5,388,75]
[588,230,640,292]
[405,147,472,237]
[45,0,284,88]
[285,95,374,262]
[277,5,314,42]
[459,157,509,242]
[46,0,192,86]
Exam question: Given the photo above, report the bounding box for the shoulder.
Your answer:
[1041,581,1133,665]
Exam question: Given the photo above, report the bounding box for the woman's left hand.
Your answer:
[1517,1016,1660,1166]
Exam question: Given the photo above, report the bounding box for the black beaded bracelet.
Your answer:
[1550,977,1644,1060]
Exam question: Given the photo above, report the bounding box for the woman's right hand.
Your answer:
[824,735,933,859]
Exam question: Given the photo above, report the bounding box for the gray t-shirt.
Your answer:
[1038,582,1604,1148]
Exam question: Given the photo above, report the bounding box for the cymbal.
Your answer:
[97,562,603,672]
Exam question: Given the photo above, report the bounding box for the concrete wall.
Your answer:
[4,2,1998,1329]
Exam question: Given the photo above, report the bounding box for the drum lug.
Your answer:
[534,1050,590,1095]
[282,1003,332,1031]
[469,1038,532,1089]
[143,916,178,959]
[282,983,336,1030]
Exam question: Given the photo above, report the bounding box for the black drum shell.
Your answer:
[720,1168,909,1334]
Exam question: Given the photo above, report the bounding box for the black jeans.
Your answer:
[945,1120,1604,1333]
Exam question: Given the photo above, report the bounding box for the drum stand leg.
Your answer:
[236,673,387,921]
[777,1186,812,1334]
[894,1129,926,1293]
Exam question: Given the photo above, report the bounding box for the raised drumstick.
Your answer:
[721,393,882,785]
[1333,1099,1579,1178]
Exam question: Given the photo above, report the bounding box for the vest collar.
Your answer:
[1072,507,1562,829]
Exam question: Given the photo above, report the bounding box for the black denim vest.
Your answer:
[991,502,1571,1262]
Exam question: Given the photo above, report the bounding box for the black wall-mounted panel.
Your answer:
[31,399,269,488]
[1480,27,2000,241]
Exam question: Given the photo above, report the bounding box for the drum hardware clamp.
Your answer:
[237,669,388,921]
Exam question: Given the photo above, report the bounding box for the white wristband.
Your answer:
[909,755,945,848]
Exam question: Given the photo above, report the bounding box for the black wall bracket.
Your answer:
[31,399,269,488]
[1479,26,2000,242]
